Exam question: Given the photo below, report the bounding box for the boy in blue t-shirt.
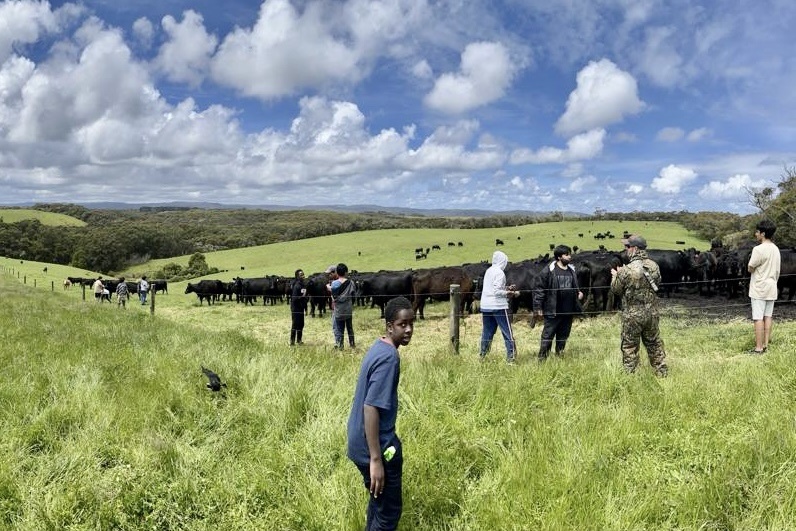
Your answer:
[346,296,414,531]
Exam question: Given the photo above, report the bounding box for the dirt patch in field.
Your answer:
[658,290,796,322]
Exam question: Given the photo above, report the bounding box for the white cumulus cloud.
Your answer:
[687,127,711,142]
[154,11,217,86]
[510,129,606,165]
[698,173,767,199]
[132,17,154,49]
[555,59,644,137]
[424,41,516,114]
[651,164,697,194]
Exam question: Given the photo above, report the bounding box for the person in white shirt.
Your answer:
[138,276,150,305]
[479,251,519,363]
[747,219,781,354]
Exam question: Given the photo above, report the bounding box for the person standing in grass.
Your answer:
[92,276,104,302]
[332,263,356,349]
[116,277,129,308]
[747,219,781,354]
[532,244,584,361]
[347,296,414,531]
[610,235,668,377]
[290,269,308,346]
[138,275,149,305]
[479,250,519,363]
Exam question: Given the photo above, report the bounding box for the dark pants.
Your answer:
[356,447,403,531]
[334,316,355,347]
[290,309,304,344]
[539,315,574,359]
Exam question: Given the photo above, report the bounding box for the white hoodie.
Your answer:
[480,250,510,310]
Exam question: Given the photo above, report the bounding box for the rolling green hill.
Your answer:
[0,208,86,227]
[126,220,708,279]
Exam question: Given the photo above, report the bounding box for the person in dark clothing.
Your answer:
[332,263,356,349]
[532,244,584,360]
[290,269,308,345]
[347,296,415,531]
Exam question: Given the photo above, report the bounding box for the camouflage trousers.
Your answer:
[620,312,667,376]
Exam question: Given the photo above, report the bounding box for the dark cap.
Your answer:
[621,234,647,249]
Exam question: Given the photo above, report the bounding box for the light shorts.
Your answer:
[750,298,775,320]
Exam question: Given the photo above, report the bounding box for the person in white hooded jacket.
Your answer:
[480,250,519,362]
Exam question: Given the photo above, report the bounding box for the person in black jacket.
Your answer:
[532,245,583,360]
[290,269,308,346]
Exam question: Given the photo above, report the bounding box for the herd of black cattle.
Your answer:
[174,243,795,319]
[60,243,795,318]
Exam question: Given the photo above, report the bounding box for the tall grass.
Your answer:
[2,274,796,530]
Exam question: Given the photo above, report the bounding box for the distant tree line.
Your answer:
[2,198,792,276]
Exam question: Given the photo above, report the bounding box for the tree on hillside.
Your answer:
[747,166,796,246]
[187,252,209,276]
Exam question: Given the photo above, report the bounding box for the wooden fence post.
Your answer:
[150,286,155,316]
[449,284,461,355]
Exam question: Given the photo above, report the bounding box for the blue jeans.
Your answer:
[139,291,147,304]
[334,316,354,347]
[480,309,516,360]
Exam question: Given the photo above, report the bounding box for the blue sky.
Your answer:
[0,0,794,214]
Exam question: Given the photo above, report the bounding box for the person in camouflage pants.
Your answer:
[610,235,668,377]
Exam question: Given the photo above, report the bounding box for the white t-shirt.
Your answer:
[748,240,780,300]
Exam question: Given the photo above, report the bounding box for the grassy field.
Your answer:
[120,220,708,280]
[1,276,795,530]
[3,224,796,529]
[0,208,86,227]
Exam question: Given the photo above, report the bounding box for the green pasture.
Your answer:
[0,208,86,227]
[122,220,708,280]
[2,264,796,529]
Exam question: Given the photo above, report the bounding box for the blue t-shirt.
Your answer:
[346,338,401,466]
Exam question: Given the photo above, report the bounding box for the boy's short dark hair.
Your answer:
[553,245,572,259]
[294,269,303,278]
[756,219,776,239]
[385,296,413,323]
[336,263,348,276]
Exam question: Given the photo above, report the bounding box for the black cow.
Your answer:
[432,245,441,250]
[411,266,474,319]
[358,271,414,318]
[457,242,464,247]
[505,259,544,318]
[778,249,796,301]
[151,279,168,294]
[572,251,623,312]
[185,280,226,305]
[232,276,276,306]
[461,261,490,312]
[447,242,456,247]
[690,250,718,296]
[306,273,331,317]
[645,250,693,297]
[714,250,743,298]
[495,238,504,246]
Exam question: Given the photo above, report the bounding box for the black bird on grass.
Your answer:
[201,366,227,392]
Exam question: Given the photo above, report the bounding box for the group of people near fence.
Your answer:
[344,220,782,530]
[90,275,150,307]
